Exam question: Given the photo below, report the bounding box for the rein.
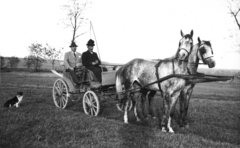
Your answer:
[155,60,164,97]
[154,46,191,95]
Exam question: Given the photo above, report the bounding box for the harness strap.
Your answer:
[172,60,175,75]
[155,60,163,97]
[179,48,190,54]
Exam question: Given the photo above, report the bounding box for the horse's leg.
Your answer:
[163,91,180,133]
[131,83,142,121]
[123,83,134,124]
[141,90,150,119]
[148,91,157,118]
[180,85,195,128]
[161,93,169,132]
[123,92,131,124]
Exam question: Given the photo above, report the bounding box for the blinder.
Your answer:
[198,43,213,64]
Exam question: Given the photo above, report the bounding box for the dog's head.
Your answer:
[16,91,23,104]
[17,91,23,96]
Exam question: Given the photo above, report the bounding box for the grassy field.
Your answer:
[0,71,240,148]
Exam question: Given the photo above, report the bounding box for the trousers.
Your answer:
[68,69,79,84]
[86,66,102,82]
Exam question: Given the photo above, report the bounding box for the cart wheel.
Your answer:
[83,90,100,116]
[116,99,133,112]
[53,79,69,109]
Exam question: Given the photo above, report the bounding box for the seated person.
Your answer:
[64,41,82,84]
[82,39,102,83]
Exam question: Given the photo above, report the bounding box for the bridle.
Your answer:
[155,38,193,96]
[194,43,213,65]
[176,38,193,62]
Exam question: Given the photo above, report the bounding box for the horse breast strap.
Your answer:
[155,61,163,97]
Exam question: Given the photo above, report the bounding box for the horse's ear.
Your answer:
[190,30,194,38]
[198,37,201,44]
[180,30,184,37]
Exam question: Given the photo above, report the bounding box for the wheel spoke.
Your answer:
[89,94,93,102]
[85,96,91,105]
[61,97,66,105]
[91,100,96,104]
[62,94,67,102]
[54,86,60,94]
[90,107,93,115]
[85,95,91,105]
[91,104,97,109]
[92,107,97,115]
[57,81,61,93]
[58,98,62,107]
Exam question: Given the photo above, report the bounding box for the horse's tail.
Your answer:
[115,66,125,100]
[115,66,128,112]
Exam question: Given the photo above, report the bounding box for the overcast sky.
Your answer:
[0,0,239,69]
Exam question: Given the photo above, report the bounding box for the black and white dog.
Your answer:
[3,92,23,108]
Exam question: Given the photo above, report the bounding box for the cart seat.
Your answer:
[90,81,101,88]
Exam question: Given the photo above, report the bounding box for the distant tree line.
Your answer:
[1,42,63,72]
[0,56,20,69]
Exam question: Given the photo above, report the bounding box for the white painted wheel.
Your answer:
[83,90,100,116]
[53,79,69,109]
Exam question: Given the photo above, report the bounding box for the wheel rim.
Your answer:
[53,79,69,109]
[83,91,100,116]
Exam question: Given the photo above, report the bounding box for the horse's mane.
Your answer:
[163,55,177,61]
[202,40,211,47]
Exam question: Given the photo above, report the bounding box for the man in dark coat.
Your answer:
[82,39,102,82]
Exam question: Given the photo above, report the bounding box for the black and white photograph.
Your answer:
[0,0,240,147]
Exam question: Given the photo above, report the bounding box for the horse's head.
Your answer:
[197,37,215,68]
[177,30,194,60]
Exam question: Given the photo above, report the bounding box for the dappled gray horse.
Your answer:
[115,30,194,133]
[179,37,215,128]
[137,37,216,129]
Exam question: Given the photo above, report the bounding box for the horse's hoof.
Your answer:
[162,127,167,132]
[124,122,129,124]
[168,128,175,133]
[136,118,141,122]
[180,124,189,129]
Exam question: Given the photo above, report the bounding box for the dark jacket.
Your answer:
[82,50,101,67]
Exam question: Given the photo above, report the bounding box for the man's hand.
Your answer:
[69,67,74,70]
[92,60,99,65]
[76,63,82,67]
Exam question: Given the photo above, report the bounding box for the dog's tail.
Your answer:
[3,102,9,108]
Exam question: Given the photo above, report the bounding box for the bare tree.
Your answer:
[43,44,63,69]
[223,0,240,53]
[29,42,46,72]
[0,56,6,69]
[8,56,20,68]
[62,0,90,42]
[227,0,240,30]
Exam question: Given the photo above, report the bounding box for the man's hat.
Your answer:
[86,39,95,46]
[69,41,78,47]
